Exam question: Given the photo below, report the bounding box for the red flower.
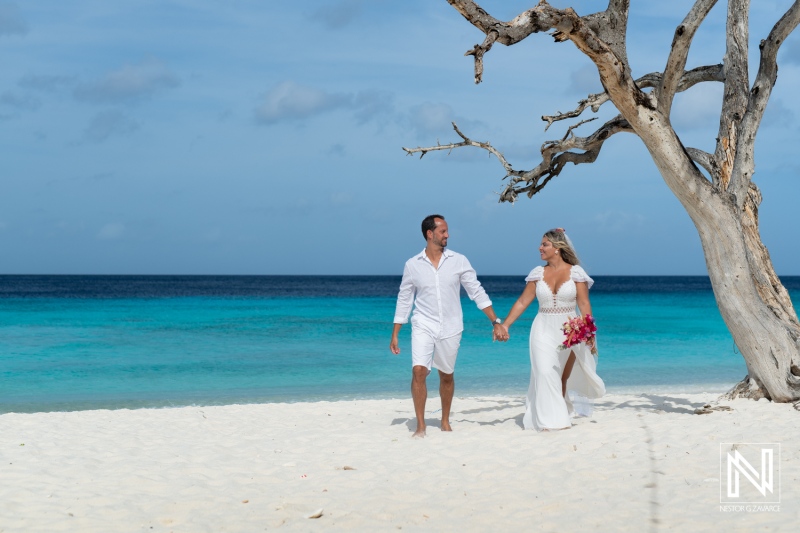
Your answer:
[558,314,597,355]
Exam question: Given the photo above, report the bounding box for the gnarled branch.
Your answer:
[499,115,632,203]
[715,0,750,191]
[730,0,800,207]
[465,31,498,84]
[543,64,724,130]
[581,0,631,69]
[686,147,721,184]
[402,116,632,204]
[658,0,719,115]
[445,0,545,45]
[446,0,558,83]
[446,0,652,145]
[402,122,521,178]
[542,91,609,131]
[446,0,635,86]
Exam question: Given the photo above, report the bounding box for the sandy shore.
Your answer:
[1,393,797,532]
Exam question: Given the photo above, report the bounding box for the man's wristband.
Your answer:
[491,318,503,326]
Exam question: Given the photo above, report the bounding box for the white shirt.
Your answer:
[393,249,492,338]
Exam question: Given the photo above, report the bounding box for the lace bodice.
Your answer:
[525,265,594,315]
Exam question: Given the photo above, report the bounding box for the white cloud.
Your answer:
[254,81,393,126]
[762,97,795,128]
[97,223,125,240]
[0,90,39,110]
[593,210,646,232]
[310,0,364,29]
[405,102,485,139]
[216,108,233,122]
[330,192,353,206]
[352,89,393,125]
[254,81,350,124]
[474,193,502,221]
[18,73,75,92]
[407,102,456,136]
[780,32,800,65]
[83,110,139,143]
[568,64,603,95]
[671,83,723,131]
[0,1,27,36]
[328,143,346,156]
[74,58,179,105]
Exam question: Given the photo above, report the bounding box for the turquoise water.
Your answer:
[1,276,796,413]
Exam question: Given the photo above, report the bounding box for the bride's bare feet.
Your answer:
[412,426,426,438]
[441,420,452,432]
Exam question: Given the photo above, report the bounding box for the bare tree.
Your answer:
[404,0,800,402]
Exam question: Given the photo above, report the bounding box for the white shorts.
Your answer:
[411,330,462,375]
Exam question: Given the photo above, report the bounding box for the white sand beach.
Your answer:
[1,393,797,532]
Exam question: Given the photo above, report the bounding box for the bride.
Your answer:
[500,228,605,431]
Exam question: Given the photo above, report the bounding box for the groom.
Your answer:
[390,214,506,437]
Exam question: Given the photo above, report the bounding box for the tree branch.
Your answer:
[658,0,719,116]
[446,0,560,83]
[542,91,609,131]
[402,122,520,178]
[500,115,633,203]
[542,64,724,130]
[715,0,750,191]
[465,31,498,84]
[445,0,545,45]
[445,0,636,87]
[582,0,631,70]
[402,116,632,204]
[686,147,721,184]
[445,0,653,147]
[675,64,726,90]
[730,0,800,207]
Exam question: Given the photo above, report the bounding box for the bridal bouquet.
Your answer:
[559,314,597,355]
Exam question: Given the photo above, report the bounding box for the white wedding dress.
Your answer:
[522,265,606,431]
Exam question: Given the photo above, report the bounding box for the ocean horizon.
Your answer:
[2,274,798,414]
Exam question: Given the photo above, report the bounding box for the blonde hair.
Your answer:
[543,228,579,266]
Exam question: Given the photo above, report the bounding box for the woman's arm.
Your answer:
[503,282,537,330]
[575,281,592,317]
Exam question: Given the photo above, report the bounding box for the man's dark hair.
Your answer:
[421,214,445,240]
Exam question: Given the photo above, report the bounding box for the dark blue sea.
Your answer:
[2,275,798,414]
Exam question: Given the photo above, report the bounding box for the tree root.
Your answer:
[721,374,770,401]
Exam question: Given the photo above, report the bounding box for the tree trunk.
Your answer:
[592,88,800,401]
[693,192,800,402]
[632,118,800,402]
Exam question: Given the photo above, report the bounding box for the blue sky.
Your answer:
[1,0,799,275]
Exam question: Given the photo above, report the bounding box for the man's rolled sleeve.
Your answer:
[460,257,492,310]
[393,264,415,324]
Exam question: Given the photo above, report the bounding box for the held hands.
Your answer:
[493,323,510,342]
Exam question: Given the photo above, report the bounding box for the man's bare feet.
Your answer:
[441,420,452,432]
[412,427,427,438]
